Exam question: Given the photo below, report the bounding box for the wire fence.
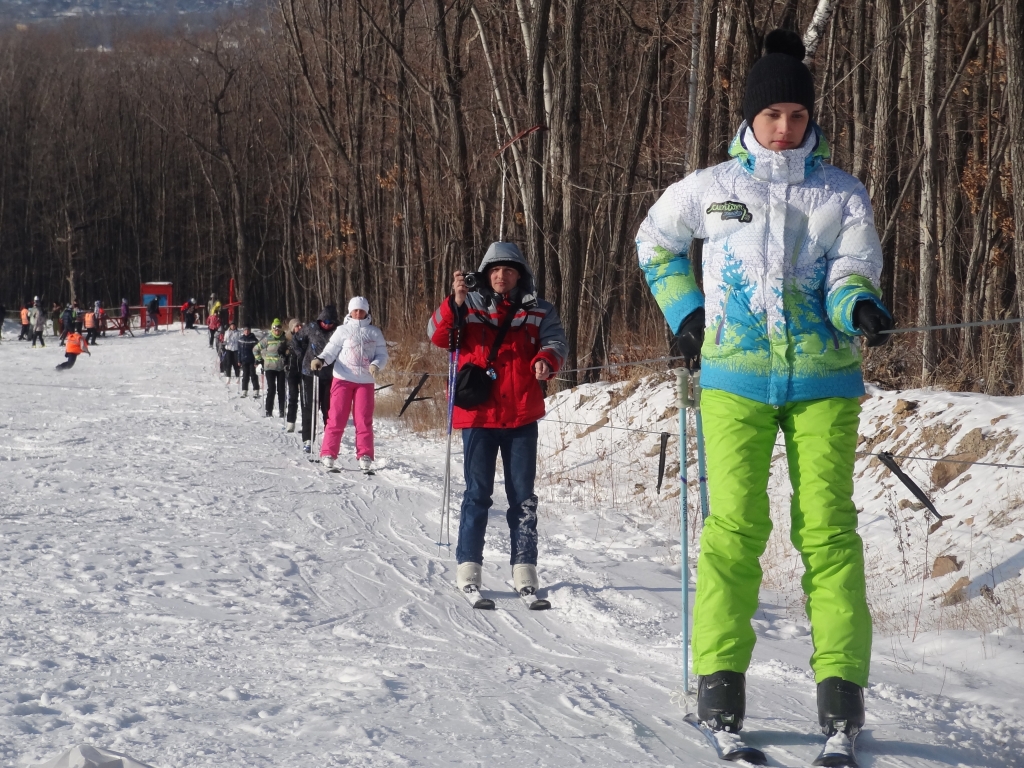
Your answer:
[387,325,1024,474]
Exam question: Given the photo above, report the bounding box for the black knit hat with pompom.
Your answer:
[742,29,815,125]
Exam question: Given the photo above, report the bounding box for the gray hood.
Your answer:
[476,242,537,305]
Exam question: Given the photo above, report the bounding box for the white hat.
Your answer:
[348,296,370,314]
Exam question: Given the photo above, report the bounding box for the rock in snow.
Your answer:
[32,745,154,768]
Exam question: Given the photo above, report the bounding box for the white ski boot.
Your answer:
[358,455,373,473]
[303,440,311,454]
[286,422,296,433]
[456,562,482,591]
[513,564,539,595]
[322,456,335,470]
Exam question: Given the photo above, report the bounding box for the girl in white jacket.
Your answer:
[313,297,388,471]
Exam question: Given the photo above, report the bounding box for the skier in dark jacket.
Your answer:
[59,304,75,345]
[237,326,261,398]
[284,318,303,432]
[292,305,338,452]
[120,299,130,336]
[145,297,160,333]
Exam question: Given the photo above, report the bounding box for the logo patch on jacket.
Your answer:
[707,201,752,223]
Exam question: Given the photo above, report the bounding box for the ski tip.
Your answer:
[812,755,858,768]
[737,750,768,766]
[528,598,551,610]
[473,599,496,610]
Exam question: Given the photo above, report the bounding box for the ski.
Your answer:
[683,713,767,765]
[812,731,858,767]
[459,584,494,610]
[518,587,550,611]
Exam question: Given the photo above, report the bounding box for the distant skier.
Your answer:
[292,306,338,453]
[18,303,30,340]
[284,318,303,433]
[237,325,260,398]
[207,309,220,348]
[59,304,75,345]
[636,29,893,760]
[83,307,98,345]
[427,242,567,600]
[119,298,130,336]
[56,329,90,370]
[95,301,106,337]
[29,299,46,347]
[145,296,160,333]
[50,302,62,337]
[312,297,388,472]
[181,298,197,330]
[222,321,241,381]
[254,319,289,417]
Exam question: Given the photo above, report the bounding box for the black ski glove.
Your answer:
[670,308,705,367]
[853,301,894,347]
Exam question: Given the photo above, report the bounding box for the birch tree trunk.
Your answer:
[868,0,896,308]
[688,0,718,172]
[803,0,837,62]
[525,0,552,296]
[1005,0,1024,384]
[558,0,584,386]
[918,0,939,382]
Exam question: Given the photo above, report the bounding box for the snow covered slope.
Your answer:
[0,322,1021,766]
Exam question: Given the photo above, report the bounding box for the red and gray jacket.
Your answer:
[427,242,567,430]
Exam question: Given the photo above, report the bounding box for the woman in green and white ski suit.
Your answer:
[636,30,892,738]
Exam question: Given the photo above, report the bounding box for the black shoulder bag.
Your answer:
[454,302,520,409]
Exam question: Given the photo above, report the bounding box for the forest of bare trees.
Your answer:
[0,0,1022,393]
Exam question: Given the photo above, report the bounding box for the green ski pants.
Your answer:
[691,390,871,687]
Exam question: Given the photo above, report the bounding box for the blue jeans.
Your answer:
[457,421,539,566]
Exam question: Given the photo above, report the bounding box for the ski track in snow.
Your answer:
[0,323,1020,767]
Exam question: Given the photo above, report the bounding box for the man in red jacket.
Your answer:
[428,242,567,598]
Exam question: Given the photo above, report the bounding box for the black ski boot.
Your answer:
[817,677,864,737]
[697,670,746,733]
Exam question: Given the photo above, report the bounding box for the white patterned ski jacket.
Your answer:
[319,316,388,384]
[636,123,887,406]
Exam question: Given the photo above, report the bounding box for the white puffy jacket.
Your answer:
[320,316,388,384]
[636,122,886,406]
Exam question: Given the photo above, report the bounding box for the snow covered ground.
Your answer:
[1,321,1022,767]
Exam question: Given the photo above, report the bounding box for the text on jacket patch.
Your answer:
[706,201,753,223]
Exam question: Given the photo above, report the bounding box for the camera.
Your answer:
[463,271,486,291]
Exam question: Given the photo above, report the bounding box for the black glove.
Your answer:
[853,301,893,347]
[670,308,705,366]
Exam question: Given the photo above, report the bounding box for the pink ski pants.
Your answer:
[320,379,375,460]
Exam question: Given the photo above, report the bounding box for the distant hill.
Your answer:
[0,0,253,22]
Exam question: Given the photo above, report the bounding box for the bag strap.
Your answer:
[485,300,521,366]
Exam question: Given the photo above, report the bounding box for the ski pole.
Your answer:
[438,327,460,553]
[311,375,319,456]
[675,368,693,695]
[691,369,710,522]
[882,316,1024,334]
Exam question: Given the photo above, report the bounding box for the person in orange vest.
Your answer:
[84,309,99,345]
[56,330,90,370]
[19,303,30,340]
